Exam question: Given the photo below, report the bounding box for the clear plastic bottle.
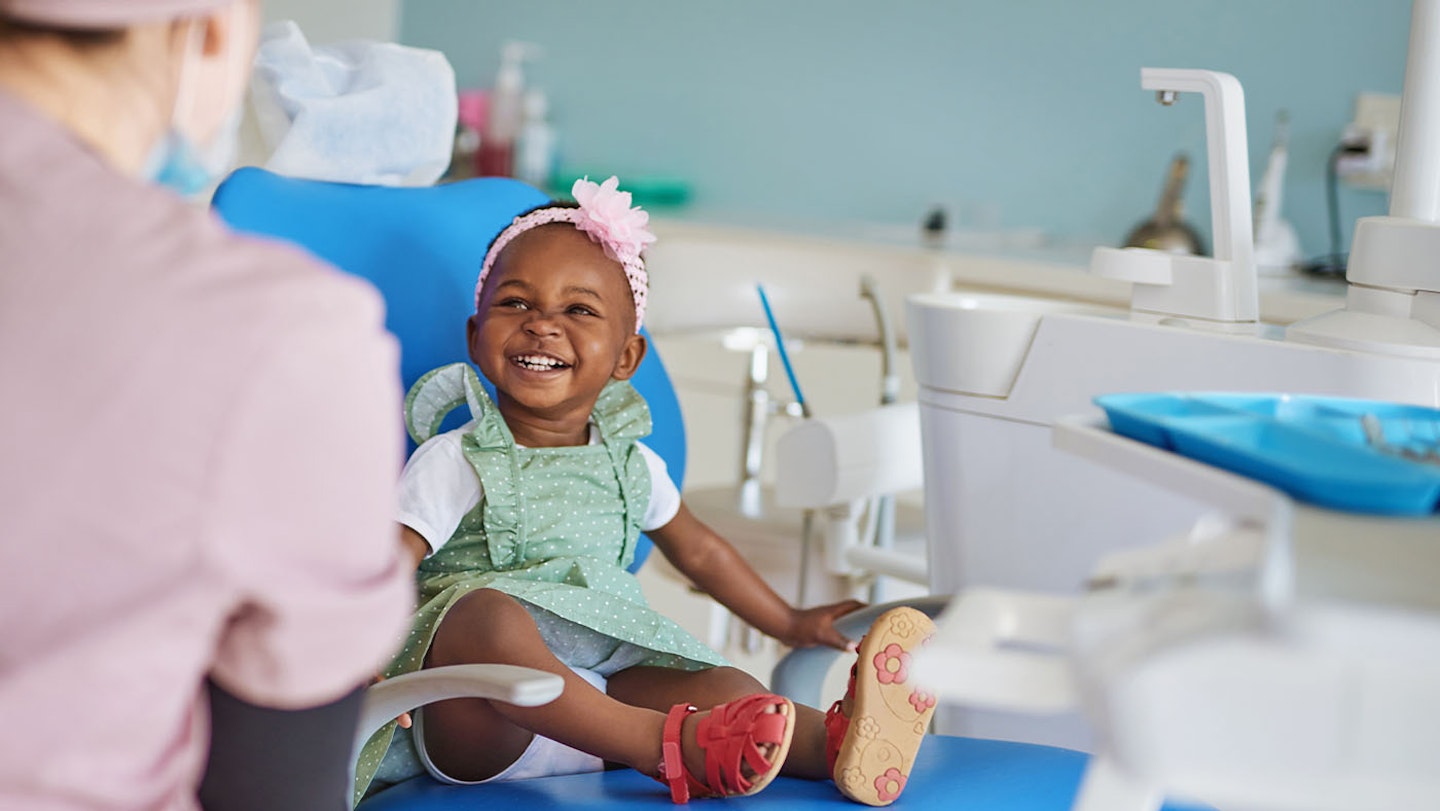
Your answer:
[516,89,556,189]
[478,42,538,177]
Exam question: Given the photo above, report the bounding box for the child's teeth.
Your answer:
[517,354,562,369]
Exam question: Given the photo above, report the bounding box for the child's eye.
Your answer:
[567,305,597,316]
[496,298,528,310]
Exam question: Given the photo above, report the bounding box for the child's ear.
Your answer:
[465,314,481,363]
[611,332,647,381]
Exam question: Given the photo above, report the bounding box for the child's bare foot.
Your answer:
[659,693,795,803]
[826,607,937,806]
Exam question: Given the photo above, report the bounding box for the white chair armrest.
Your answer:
[354,664,564,757]
[775,403,922,508]
[913,588,1079,714]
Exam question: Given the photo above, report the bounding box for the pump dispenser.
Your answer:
[478,42,540,178]
[516,89,556,189]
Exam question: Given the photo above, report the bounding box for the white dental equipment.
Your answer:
[1090,68,1257,326]
[908,0,1440,751]
[914,415,1440,811]
[1289,0,1440,356]
[774,400,929,591]
[771,275,929,603]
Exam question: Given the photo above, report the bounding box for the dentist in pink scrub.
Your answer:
[0,2,413,809]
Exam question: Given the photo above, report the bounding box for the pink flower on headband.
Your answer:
[571,176,657,266]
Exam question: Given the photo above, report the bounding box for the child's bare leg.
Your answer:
[423,588,667,781]
[426,589,799,792]
[607,665,830,780]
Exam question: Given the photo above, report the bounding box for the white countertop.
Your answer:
[644,219,1348,343]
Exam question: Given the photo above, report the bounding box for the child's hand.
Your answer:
[783,599,867,651]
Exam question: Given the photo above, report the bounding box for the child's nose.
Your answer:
[522,310,562,336]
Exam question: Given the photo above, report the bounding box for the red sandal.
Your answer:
[659,692,796,803]
[826,606,937,806]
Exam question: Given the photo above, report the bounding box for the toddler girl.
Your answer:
[355,177,936,806]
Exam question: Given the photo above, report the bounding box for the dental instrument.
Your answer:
[1253,111,1303,274]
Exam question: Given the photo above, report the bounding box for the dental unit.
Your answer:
[915,406,1440,811]
[907,0,1440,755]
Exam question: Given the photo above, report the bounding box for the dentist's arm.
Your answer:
[648,502,863,651]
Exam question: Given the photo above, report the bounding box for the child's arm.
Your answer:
[648,503,863,651]
[394,431,479,568]
[399,524,429,568]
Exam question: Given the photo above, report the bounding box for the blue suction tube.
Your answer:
[755,284,810,418]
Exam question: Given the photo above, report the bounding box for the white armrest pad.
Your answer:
[913,588,1079,713]
[353,664,563,757]
[775,403,922,507]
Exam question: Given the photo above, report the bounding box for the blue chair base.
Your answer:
[358,735,1206,810]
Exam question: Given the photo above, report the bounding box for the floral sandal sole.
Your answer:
[827,606,938,806]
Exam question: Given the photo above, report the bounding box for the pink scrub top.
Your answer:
[0,89,415,810]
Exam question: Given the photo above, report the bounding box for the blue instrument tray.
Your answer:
[1095,393,1440,516]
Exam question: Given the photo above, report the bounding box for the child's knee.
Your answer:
[704,666,766,695]
[430,589,533,663]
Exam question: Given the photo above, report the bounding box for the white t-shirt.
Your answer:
[398,424,682,554]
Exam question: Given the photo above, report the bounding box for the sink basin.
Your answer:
[907,291,1120,398]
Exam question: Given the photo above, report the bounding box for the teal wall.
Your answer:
[400,0,1409,259]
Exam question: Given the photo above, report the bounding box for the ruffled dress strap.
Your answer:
[403,362,494,446]
[464,386,527,572]
[592,378,652,570]
[403,363,526,569]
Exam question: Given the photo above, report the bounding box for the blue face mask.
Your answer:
[145,131,213,197]
[143,106,244,198]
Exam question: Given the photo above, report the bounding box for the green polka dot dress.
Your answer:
[353,364,725,802]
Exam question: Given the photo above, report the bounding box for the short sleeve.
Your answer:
[203,289,414,710]
[637,441,681,531]
[395,430,483,554]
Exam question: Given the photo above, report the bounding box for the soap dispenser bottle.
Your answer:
[479,42,538,178]
[516,89,556,189]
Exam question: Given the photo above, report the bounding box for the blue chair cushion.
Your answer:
[357,735,1208,810]
[211,168,686,570]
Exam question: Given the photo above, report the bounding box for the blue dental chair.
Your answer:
[211,168,1203,811]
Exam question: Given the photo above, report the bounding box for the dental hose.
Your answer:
[755,284,810,418]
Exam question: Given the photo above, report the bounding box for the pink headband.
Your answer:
[476,176,656,332]
[0,0,232,26]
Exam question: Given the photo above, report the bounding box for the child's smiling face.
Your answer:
[468,223,646,440]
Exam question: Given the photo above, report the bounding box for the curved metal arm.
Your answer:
[353,664,564,759]
[859,274,900,406]
[911,588,1079,714]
